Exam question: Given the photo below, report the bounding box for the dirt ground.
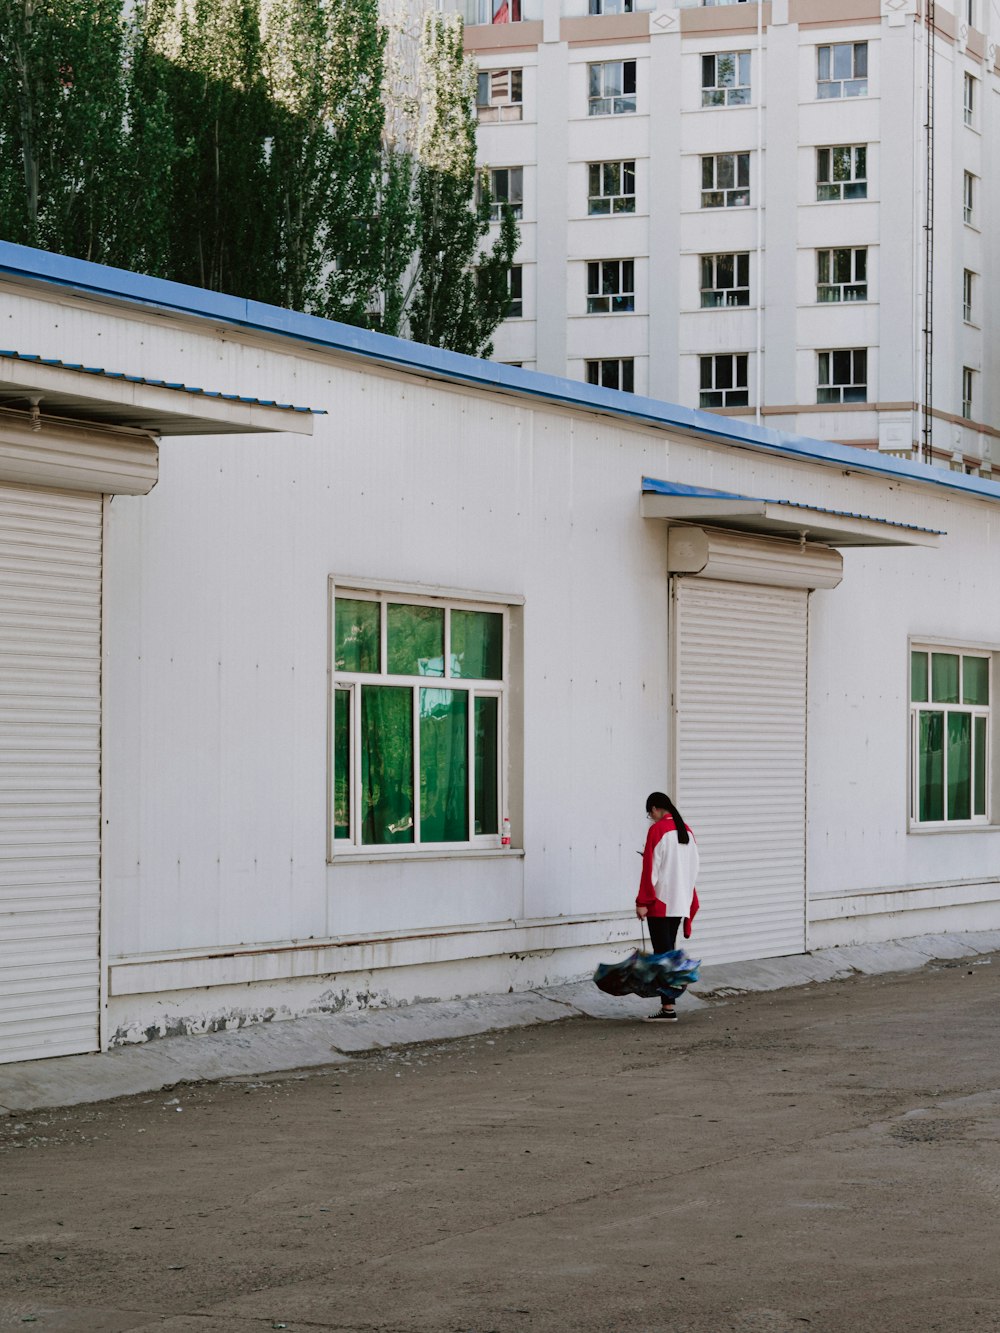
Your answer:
[1,959,1000,1333]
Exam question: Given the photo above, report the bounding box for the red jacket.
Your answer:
[636,815,700,937]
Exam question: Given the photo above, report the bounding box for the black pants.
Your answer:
[646,915,685,1004]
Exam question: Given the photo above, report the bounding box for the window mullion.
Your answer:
[351,683,361,845]
[412,683,421,844]
[467,689,476,839]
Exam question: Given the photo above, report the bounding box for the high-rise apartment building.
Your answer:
[456,0,996,472]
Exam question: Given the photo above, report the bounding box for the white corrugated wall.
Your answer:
[0,484,102,1063]
[674,577,808,964]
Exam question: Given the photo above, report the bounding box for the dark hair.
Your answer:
[645,791,690,844]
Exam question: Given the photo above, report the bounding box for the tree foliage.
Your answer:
[0,0,520,355]
[406,12,518,357]
[0,0,128,261]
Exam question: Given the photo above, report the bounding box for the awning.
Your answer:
[0,351,323,437]
[641,479,943,548]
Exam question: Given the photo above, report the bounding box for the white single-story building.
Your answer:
[2,239,999,1065]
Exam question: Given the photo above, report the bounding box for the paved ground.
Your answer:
[2,954,1000,1332]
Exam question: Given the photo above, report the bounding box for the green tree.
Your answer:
[261,0,393,322]
[141,0,278,298]
[0,0,128,261]
[404,12,519,356]
[0,0,518,357]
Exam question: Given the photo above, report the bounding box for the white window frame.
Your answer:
[963,269,974,324]
[817,247,867,303]
[589,0,634,12]
[816,145,867,201]
[964,171,976,225]
[586,259,635,314]
[964,72,976,127]
[586,358,635,392]
[482,166,523,220]
[701,51,751,107]
[910,644,991,829]
[476,68,523,123]
[587,160,636,215]
[699,353,749,408]
[330,582,511,857]
[817,348,867,403]
[962,366,974,420]
[588,59,636,116]
[700,152,750,209]
[700,252,750,308]
[817,41,868,98]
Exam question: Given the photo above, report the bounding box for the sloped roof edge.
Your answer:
[2,239,997,505]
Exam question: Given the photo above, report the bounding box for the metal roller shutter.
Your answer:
[674,577,808,964]
[0,484,102,1063]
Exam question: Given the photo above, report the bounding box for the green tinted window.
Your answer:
[335,598,379,673]
[974,715,987,816]
[910,651,928,703]
[333,689,351,839]
[947,711,972,820]
[474,696,500,835]
[451,610,503,680]
[963,656,989,706]
[361,686,413,843]
[419,689,468,842]
[931,653,959,703]
[387,604,444,677]
[918,711,944,822]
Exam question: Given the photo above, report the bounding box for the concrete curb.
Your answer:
[2,929,997,1114]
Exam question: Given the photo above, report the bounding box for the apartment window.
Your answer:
[962,367,974,419]
[507,265,523,318]
[701,153,750,208]
[702,52,751,107]
[816,145,867,201]
[817,248,867,302]
[910,647,990,825]
[588,60,636,116]
[966,0,976,25]
[476,69,523,123]
[699,354,749,408]
[586,259,635,313]
[586,358,635,392]
[481,166,523,220]
[963,269,974,324]
[964,73,976,127]
[964,171,976,225]
[332,590,507,848]
[472,0,525,22]
[700,252,750,307]
[589,0,634,12]
[588,161,636,215]
[817,42,867,98]
[817,349,867,403]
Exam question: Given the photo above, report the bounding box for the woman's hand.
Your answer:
[635,904,648,920]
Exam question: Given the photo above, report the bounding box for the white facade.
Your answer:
[464,0,1000,471]
[3,242,1000,1063]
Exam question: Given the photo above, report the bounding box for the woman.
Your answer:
[636,791,700,1023]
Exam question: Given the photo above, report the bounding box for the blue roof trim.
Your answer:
[0,239,996,503]
[641,477,945,535]
[0,348,324,415]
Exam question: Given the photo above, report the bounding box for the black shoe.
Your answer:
[643,1006,678,1023]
